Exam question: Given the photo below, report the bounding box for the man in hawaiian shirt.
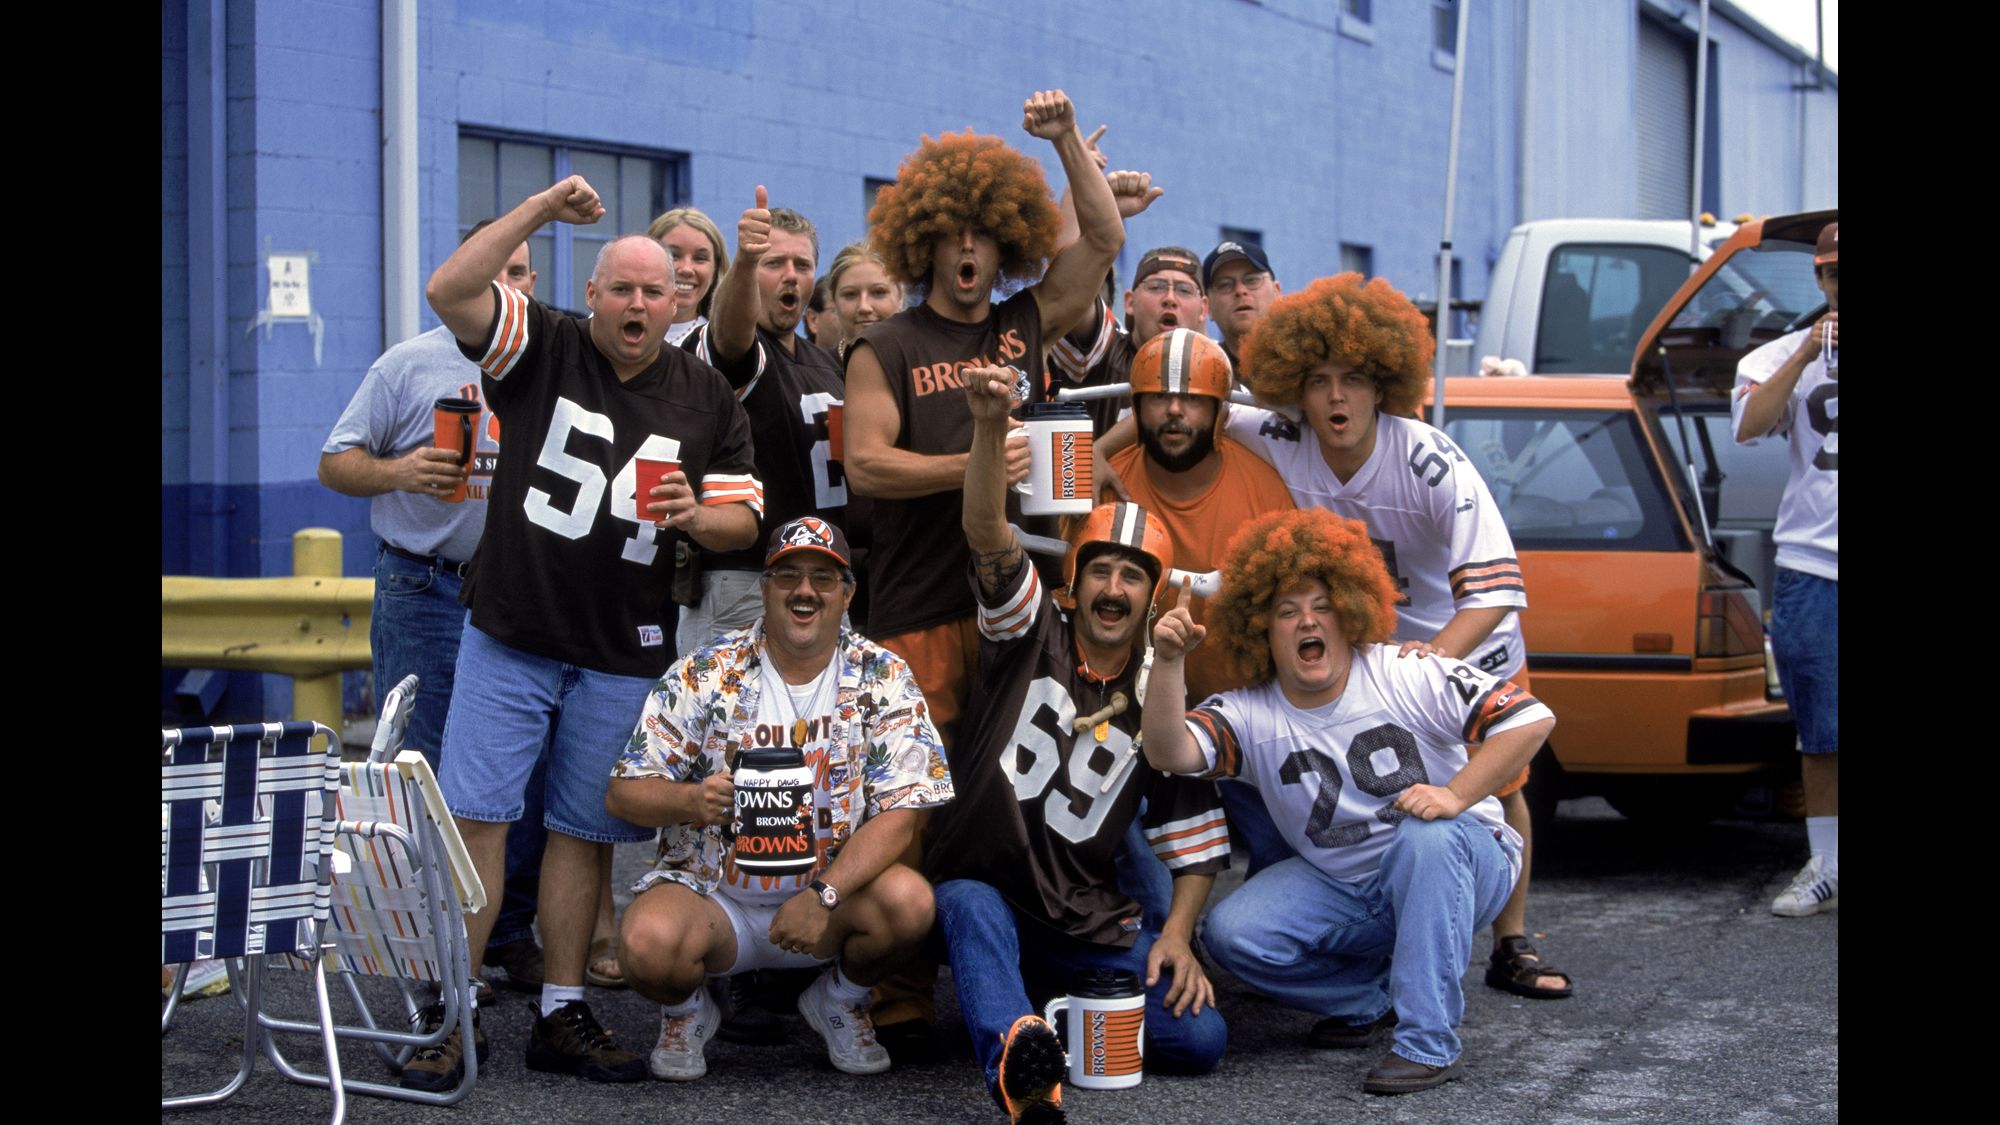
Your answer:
[608,516,955,1083]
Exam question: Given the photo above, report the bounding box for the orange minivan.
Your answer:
[1428,210,1831,822]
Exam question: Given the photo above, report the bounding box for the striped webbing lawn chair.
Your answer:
[161,720,346,1125]
[258,675,487,1106]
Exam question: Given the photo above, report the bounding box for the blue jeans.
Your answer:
[1202,817,1513,1067]
[437,623,656,844]
[934,879,1227,1104]
[1217,778,1295,876]
[370,542,467,763]
[1113,816,1173,931]
[372,543,546,948]
[1770,567,1837,754]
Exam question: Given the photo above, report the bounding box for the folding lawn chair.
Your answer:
[256,674,489,1106]
[161,720,347,1125]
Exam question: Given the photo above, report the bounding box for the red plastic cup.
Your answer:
[636,457,682,526]
[825,402,844,461]
[431,397,480,503]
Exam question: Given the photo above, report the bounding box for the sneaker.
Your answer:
[484,937,546,991]
[526,1000,646,1083]
[400,1002,486,1092]
[713,973,788,1046]
[998,1015,1066,1124]
[797,969,891,1076]
[1771,854,1838,917]
[473,975,496,1009]
[648,990,721,1081]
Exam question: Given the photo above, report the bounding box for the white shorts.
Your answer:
[712,890,832,976]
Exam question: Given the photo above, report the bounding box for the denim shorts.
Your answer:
[1769,567,1837,755]
[436,623,657,843]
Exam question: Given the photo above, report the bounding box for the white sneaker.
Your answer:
[1771,854,1838,917]
[797,969,891,1075]
[649,990,721,1081]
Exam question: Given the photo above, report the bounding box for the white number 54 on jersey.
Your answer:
[523,397,680,566]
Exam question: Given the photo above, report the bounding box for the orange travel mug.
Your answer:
[432,397,480,502]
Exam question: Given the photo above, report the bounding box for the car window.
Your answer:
[1535,244,1695,373]
[1651,405,1789,593]
[1445,407,1685,551]
[1668,239,1822,342]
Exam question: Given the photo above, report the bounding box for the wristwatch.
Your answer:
[808,879,840,910]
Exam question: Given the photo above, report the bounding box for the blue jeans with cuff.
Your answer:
[934,878,1227,1105]
[1201,817,1513,1067]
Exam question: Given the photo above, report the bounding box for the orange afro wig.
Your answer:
[1241,272,1435,418]
[867,129,1060,291]
[1206,509,1401,687]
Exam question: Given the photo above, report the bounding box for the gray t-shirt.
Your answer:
[323,325,494,562]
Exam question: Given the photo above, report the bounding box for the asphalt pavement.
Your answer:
[160,797,1837,1123]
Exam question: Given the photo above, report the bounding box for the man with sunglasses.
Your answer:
[610,516,955,1083]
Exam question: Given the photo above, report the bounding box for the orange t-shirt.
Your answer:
[1110,435,1297,703]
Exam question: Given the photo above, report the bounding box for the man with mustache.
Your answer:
[844,89,1126,1050]
[924,365,1230,1123]
[679,189,848,656]
[610,517,954,1083]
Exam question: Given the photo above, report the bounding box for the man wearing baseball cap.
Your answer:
[609,516,956,1081]
[1049,244,1210,436]
[1202,240,1281,378]
[1733,220,1839,918]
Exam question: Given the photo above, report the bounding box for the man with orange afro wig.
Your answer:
[1141,508,1555,1095]
[840,90,1126,1057]
[1220,273,1573,1004]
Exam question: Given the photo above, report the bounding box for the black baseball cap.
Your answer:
[765,516,851,570]
[1201,241,1274,290]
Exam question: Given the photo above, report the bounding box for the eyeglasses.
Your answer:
[1137,279,1201,299]
[1209,272,1269,296]
[766,566,843,592]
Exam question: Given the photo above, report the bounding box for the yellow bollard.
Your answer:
[291,528,346,733]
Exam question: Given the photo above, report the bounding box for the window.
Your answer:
[864,177,895,227]
[1339,0,1374,42]
[1443,408,1681,551]
[1339,242,1374,278]
[1218,226,1263,253]
[459,131,687,313]
[1535,243,1694,374]
[1432,0,1459,69]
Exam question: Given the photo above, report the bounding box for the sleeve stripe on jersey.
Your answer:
[692,328,770,402]
[698,474,765,515]
[1449,557,1526,599]
[1147,815,1231,869]
[1461,681,1542,743]
[1186,707,1239,781]
[1047,299,1116,384]
[478,284,531,380]
[977,562,1042,641]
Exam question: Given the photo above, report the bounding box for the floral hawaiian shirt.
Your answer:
[614,621,954,897]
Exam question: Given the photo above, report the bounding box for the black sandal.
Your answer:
[1485,935,1573,999]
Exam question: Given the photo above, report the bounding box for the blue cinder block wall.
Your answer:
[161,0,1836,720]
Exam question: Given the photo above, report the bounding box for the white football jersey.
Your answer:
[1226,408,1528,678]
[1732,328,1837,580]
[1185,646,1548,883]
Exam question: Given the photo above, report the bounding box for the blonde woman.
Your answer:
[648,207,729,347]
[825,241,905,361]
